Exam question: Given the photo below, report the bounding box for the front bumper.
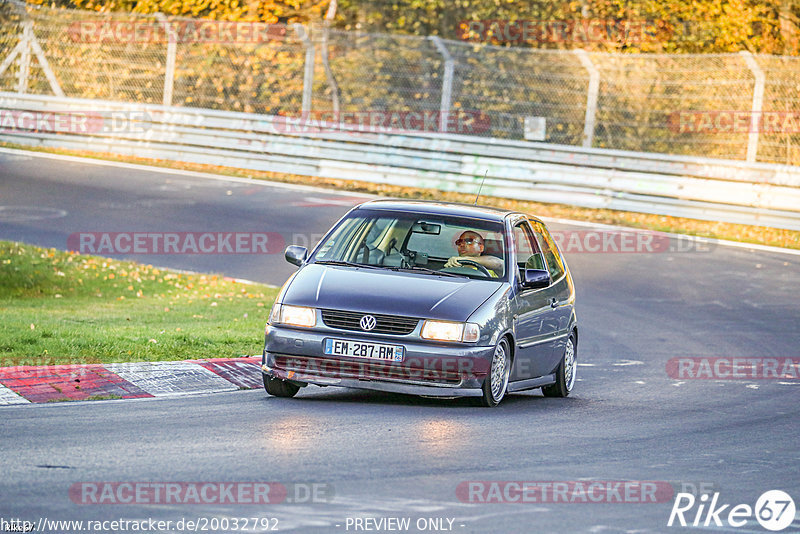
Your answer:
[263,325,495,397]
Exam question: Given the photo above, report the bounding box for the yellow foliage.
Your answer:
[50,0,328,23]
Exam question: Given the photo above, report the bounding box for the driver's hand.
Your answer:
[444,256,462,268]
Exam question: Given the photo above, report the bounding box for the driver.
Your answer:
[444,231,503,277]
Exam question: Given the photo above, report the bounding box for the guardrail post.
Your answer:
[16,20,32,94]
[574,49,599,148]
[156,13,177,107]
[429,36,454,133]
[740,51,765,163]
[293,24,315,116]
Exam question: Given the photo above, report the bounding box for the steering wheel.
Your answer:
[454,259,492,277]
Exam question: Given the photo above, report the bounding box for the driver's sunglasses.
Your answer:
[455,238,482,246]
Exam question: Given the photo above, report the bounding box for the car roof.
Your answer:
[354,199,528,223]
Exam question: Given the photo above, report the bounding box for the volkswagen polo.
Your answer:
[262,200,577,406]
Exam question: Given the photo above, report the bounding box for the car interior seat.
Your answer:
[380,238,406,267]
[483,239,504,259]
[355,244,386,266]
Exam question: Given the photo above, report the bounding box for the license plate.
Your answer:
[323,338,405,362]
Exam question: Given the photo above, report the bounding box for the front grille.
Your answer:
[320,309,419,335]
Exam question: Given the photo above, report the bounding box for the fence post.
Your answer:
[574,49,599,148]
[155,13,177,107]
[27,21,65,97]
[0,39,23,80]
[740,51,765,163]
[16,20,32,94]
[429,36,454,133]
[293,24,315,116]
[2,19,65,96]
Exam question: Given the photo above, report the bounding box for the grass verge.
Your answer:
[2,141,798,251]
[0,240,278,366]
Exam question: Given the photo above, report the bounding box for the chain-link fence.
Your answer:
[1,0,799,165]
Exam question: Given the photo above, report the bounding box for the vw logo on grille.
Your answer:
[359,315,377,331]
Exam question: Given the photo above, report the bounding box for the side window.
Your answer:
[531,220,565,281]
[316,217,365,260]
[513,222,544,271]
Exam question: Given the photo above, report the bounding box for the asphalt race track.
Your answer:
[1,149,799,533]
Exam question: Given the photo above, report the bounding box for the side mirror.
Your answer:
[521,268,550,289]
[284,245,308,267]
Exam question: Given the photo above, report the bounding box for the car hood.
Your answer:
[282,264,503,322]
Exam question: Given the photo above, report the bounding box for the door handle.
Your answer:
[550,297,559,308]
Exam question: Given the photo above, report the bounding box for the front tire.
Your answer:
[479,338,511,407]
[542,333,576,398]
[263,373,300,398]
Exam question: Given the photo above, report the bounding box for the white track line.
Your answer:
[0,147,375,198]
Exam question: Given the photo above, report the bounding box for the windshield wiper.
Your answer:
[314,260,382,269]
[386,265,464,278]
[316,261,463,278]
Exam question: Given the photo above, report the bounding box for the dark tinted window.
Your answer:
[531,220,566,281]
[513,222,545,271]
[311,209,508,280]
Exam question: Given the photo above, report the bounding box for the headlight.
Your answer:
[421,320,480,342]
[269,303,316,328]
[269,302,282,324]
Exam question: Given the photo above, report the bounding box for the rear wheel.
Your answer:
[542,333,576,398]
[263,373,300,398]
[479,338,511,407]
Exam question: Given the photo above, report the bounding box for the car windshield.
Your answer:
[311,209,507,280]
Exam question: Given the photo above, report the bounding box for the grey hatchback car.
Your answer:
[262,200,577,406]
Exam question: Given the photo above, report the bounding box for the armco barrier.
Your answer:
[2,92,800,230]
